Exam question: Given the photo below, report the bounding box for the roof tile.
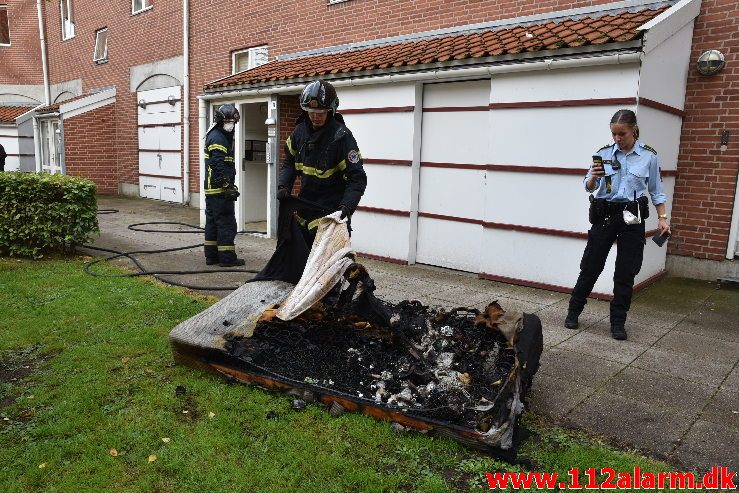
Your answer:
[205,6,668,91]
[0,105,35,123]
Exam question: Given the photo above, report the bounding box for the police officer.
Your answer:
[203,103,244,267]
[564,109,671,340]
[277,79,367,243]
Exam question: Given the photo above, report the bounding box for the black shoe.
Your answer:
[611,325,627,340]
[564,312,579,330]
[219,258,246,267]
[205,258,219,265]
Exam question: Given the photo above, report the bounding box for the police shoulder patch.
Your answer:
[597,143,612,152]
[641,143,658,154]
[347,150,361,164]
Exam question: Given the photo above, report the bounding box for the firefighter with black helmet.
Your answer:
[203,103,245,267]
[277,79,367,243]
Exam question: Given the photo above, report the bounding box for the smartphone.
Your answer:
[592,155,604,176]
[652,230,671,247]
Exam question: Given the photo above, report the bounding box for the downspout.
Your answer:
[35,0,50,105]
[32,116,42,172]
[197,97,207,226]
[182,0,191,205]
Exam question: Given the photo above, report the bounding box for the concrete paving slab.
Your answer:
[528,372,594,417]
[606,367,715,416]
[431,284,518,308]
[721,365,739,392]
[585,318,672,346]
[634,278,716,314]
[671,420,739,474]
[538,348,624,388]
[701,389,739,431]
[566,391,695,459]
[674,314,739,344]
[534,304,584,347]
[499,284,568,307]
[557,330,648,365]
[631,347,735,388]
[655,330,739,365]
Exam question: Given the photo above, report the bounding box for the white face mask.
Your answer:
[223,122,235,133]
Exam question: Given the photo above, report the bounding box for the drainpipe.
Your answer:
[182,0,191,205]
[35,0,50,105]
[32,116,42,172]
[197,97,207,226]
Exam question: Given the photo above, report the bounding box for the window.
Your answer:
[232,46,268,74]
[93,28,108,63]
[0,4,10,46]
[132,0,152,15]
[60,0,74,40]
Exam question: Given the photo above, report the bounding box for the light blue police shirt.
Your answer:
[584,141,666,205]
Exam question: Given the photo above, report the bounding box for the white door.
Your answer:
[137,86,182,202]
[41,120,63,174]
[415,80,490,272]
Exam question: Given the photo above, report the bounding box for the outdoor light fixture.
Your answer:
[138,99,147,109]
[167,95,177,106]
[696,50,725,76]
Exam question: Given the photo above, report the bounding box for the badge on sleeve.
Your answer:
[347,150,361,164]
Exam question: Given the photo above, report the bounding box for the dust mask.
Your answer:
[223,122,235,133]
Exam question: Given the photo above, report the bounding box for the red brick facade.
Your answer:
[62,102,118,194]
[278,95,303,195]
[0,0,43,85]
[670,0,738,260]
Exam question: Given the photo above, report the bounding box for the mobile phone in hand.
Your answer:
[652,230,671,247]
[592,155,605,176]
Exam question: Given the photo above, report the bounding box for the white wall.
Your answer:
[0,126,19,171]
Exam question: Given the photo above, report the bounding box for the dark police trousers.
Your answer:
[204,195,238,263]
[568,216,646,327]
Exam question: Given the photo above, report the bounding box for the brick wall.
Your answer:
[43,0,183,190]
[63,102,118,194]
[670,0,738,260]
[0,0,42,85]
[278,95,303,194]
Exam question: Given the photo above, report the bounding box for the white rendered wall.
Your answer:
[0,127,19,171]
[351,212,411,261]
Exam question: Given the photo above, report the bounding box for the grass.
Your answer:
[0,256,675,492]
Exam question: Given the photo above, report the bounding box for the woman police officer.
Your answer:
[564,109,671,340]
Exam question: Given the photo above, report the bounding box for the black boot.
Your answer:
[219,258,246,267]
[564,311,580,330]
[205,257,219,265]
[611,324,627,340]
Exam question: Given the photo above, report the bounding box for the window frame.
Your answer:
[131,0,152,15]
[60,0,75,41]
[0,4,10,47]
[93,27,108,64]
[231,45,268,74]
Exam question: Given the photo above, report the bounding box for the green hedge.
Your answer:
[0,172,99,258]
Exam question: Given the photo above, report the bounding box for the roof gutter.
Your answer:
[199,51,642,101]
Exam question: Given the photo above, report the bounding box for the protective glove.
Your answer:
[277,188,290,201]
[338,204,350,220]
[222,183,240,201]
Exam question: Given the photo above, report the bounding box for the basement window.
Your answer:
[0,4,10,46]
[60,0,75,40]
[232,45,268,74]
[93,28,108,63]
[132,0,152,15]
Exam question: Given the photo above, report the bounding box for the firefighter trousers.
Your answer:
[204,195,238,263]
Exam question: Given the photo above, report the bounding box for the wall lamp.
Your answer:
[696,50,725,76]
[167,95,177,106]
[138,99,147,109]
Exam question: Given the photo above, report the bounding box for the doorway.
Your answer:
[40,119,64,174]
[239,102,269,234]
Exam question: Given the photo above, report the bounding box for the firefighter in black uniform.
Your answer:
[203,103,244,267]
[277,79,367,244]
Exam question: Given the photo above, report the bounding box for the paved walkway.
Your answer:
[86,195,738,473]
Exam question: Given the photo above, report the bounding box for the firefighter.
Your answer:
[277,79,367,244]
[564,109,671,340]
[203,103,244,267]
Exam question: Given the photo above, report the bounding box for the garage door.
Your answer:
[137,86,182,202]
[416,79,490,272]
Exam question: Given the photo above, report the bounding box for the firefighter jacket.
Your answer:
[203,126,236,196]
[279,115,367,217]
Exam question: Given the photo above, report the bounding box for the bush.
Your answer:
[0,172,99,258]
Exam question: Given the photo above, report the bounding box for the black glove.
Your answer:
[338,204,350,220]
[222,183,240,201]
[277,188,290,201]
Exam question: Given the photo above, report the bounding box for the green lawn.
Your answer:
[0,257,673,492]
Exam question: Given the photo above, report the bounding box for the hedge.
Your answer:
[0,172,99,258]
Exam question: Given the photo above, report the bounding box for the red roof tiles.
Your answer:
[0,105,35,123]
[205,6,668,91]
